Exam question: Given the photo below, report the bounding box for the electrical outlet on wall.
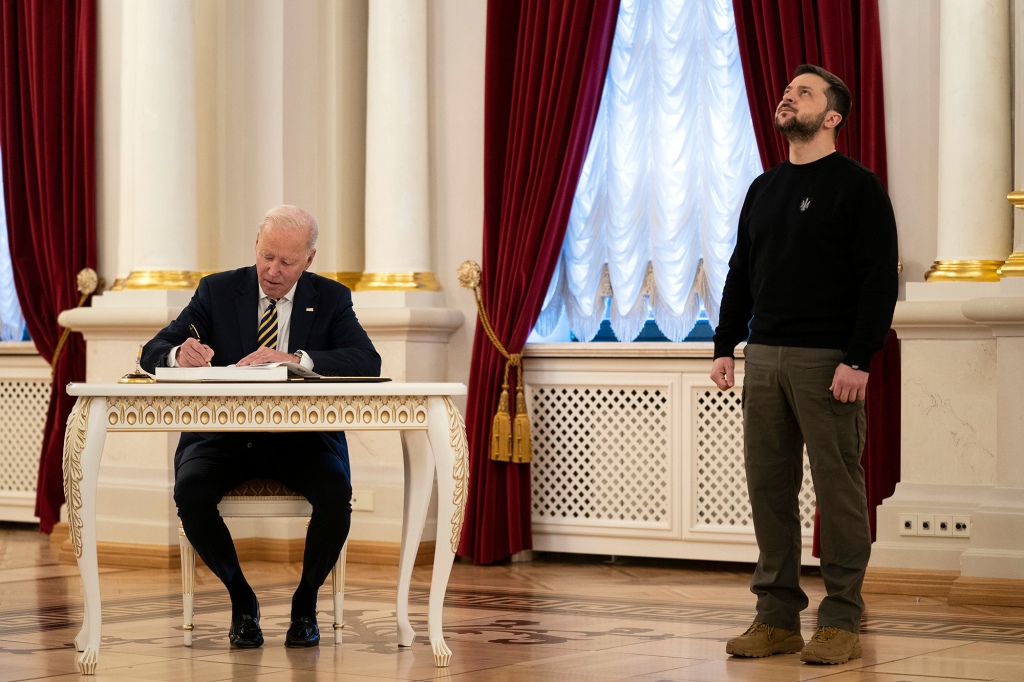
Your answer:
[952,515,971,537]
[918,514,935,536]
[899,513,917,536]
[935,514,953,537]
[351,490,375,512]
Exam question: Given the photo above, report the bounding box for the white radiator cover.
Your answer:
[524,344,819,565]
[0,344,50,523]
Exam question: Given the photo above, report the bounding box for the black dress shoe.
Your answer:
[285,615,320,648]
[228,613,264,648]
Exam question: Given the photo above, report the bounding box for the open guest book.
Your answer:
[154,361,391,383]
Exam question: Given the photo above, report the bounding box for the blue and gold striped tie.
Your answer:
[257,298,279,349]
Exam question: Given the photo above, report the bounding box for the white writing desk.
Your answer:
[62,381,468,674]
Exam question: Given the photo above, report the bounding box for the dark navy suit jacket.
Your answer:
[141,266,382,471]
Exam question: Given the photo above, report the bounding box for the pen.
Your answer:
[189,324,212,366]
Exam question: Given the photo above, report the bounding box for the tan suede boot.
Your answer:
[726,621,804,658]
[800,626,862,664]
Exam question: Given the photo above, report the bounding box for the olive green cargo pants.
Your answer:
[741,344,871,633]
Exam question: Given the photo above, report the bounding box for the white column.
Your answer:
[927,0,1012,281]
[359,0,437,290]
[1003,0,1024,275]
[117,0,198,282]
[59,0,204,559]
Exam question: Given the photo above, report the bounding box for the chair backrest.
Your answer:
[217,478,311,518]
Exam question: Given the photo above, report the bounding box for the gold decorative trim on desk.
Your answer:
[1009,190,1024,208]
[443,396,469,553]
[103,395,428,431]
[62,397,91,559]
[924,260,1004,282]
[316,272,363,289]
[112,270,214,290]
[354,271,441,292]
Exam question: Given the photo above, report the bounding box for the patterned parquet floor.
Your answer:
[1,522,1022,681]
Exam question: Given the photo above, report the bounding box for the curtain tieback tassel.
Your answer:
[512,363,532,463]
[490,362,513,461]
[51,268,102,375]
[459,260,532,464]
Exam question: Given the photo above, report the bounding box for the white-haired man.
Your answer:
[143,205,381,648]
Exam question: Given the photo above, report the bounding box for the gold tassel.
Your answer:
[512,376,532,463]
[459,260,532,465]
[490,363,513,461]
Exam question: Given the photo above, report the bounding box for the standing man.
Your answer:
[142,205,381,648]
[711,65,898,665]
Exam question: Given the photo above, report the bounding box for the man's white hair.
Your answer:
[258,205,318,253]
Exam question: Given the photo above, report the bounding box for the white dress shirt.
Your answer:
[167,280,315,370]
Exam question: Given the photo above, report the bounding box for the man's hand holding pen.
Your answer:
[177,324,214,367]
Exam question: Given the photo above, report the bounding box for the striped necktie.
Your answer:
[257,298,279,349]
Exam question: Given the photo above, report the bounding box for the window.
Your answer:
[532,0,760,343]
[0,149,28,342]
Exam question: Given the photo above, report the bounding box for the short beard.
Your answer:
[775,108,827,144]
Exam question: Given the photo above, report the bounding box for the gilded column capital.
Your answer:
[316,272,363,290]
[111,270,212,290]
[999,191,1024,276]
[924,260,1004,282]
[354,272,441,292]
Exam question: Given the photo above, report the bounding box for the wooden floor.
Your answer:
[1,523,1022,681]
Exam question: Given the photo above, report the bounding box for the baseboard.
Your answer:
[231,539,437,566]
[49,521,434,570]
[50,521,70,547]
[863,567,1024,607]
[346,539,436,566]
[948,576,1024,608]
[862,567,959,598]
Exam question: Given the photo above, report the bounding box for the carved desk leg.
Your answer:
[425,396,468,667]
[397,428,433,649]
[62,396,109,675]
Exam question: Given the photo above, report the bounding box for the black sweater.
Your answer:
[713,152,898,370]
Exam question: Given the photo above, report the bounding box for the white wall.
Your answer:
[878,0,941,297]
[427,1,487,387]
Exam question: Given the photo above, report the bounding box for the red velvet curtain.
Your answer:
[458,0,620,565]
[0,0,97,533]
[731,0,900,547]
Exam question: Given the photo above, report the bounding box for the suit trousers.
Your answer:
[741,344,871,633]
[173,432,352,596]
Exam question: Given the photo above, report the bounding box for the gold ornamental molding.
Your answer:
[924,260,1004,282]
[1001,191,1024,277]
[62,397,91,559]
[354,271,441,292]
[112,270,214,290]
[443,396,470,553]
[998,252,1024,277]
[317,272,363,289]
[104,395,429,431]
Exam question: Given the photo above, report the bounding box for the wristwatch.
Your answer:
[294,349,306,364]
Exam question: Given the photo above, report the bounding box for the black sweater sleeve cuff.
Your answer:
[842,341,878,371]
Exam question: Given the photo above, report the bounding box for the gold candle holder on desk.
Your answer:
[119,345,155,384]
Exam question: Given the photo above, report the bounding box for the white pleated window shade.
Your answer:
[534,0,761,342]
[0,148,27,342]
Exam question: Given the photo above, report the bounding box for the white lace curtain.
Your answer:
[535,0,761,342]
[0,148,26,342]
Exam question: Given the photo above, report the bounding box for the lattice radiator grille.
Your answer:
[529,382,816,534]
[0,380,50,496]
[695,388,816,531]
[530,386,671,527]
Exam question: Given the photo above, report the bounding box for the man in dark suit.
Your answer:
[142,205,381,649]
